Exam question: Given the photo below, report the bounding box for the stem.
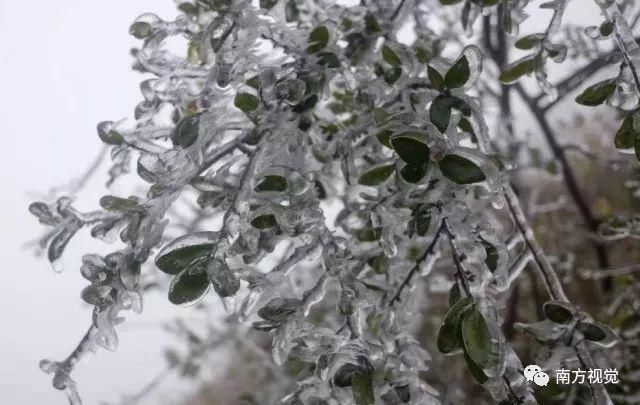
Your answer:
[503,186,569,302]
[389,220,444,305]
[514,83,611,290]
[442,218,472,298]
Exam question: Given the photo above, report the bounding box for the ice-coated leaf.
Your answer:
[356,228,382,242]
[445,46,482,89]
[48,227,78,265]
[259,0,278,9]
[99,195,143,213]
[206,259,240,298]
[168,268,211,305]
[463,351,488,384]
[376,129,393,148]
[307,26,329,54]
[437,297,473,354]
[499,56,536,84]
[170,114,200,148]
[439,154,486,184]
[439,0,464,5]
[234,93,259,112]
[258,297,302,322]
[614,111,640,149]
[129,21,153,39]
[390,132,431,165]
[251,213,278,229]
[351,367,375,405]
[400,163,427,184]
[275,79,306,104]
[284,0,299,21]
[480,239,498,273]
[428,65,445,91]
[576,321,618,347]
[367,255,389,274]
[155,232,218,275]
[358,164,395,186]
[461,307,500,371]
[575,79,617,106]
[543,301,575,324]
[317,52,341,68]
[514,34,544,50]
[445,55,469,89]
[382,45,402,67]
[255,175,288,192]
[430,95,452,133]
[97,121,125,145]
[383,66,402,85]
[29,202,57,225]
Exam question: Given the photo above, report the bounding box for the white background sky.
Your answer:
[0,1,604,404]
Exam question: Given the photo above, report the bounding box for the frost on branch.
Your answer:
[28,0,632,404]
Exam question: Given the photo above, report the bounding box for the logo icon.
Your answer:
[524,365,549,386]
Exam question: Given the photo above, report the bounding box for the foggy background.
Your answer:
[0,1,604,404]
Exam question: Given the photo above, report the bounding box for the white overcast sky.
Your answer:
[0,1,604,404]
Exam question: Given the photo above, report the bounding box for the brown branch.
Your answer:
[514,83,612,290]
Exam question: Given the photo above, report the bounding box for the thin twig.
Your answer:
[389,220,444,305]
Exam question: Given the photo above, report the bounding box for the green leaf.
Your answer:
[600,21,614,37]
[155,232,217,275]
[367,255,389,274]
[576,79,617,106]
[255,175,288,192]
[400,163,428,183]
[614,112,639,149]
[351,368,375,405]
[285,0,299,22]
[461,307,500,371]
[439,0,464,4]
[234,93,259,112]
[384,66,402,85]
[307,26,329,54]
[358,164,395,186]
[480,239,498,273]
[382,45,402,67]
[97,129,125,145]
[576,321,606,342]
[543,301,575,324]
[251,213,278,229]
[449,283,461,307]
[171,114,200,147]
[445,55,470,89]
[514,34,543,50]
[415,46,431,64]
[428,65,445,91]
[258,298,302,322]
[463,351,489,384]
[99,195,143,212]
[259,0,278,9]
[207,259,240,297]
[481,0,500,5]
[245,75,260,89]
[168,268,210,305]
[430,95,452,132]
[129,21,153,39]
[439,154,486,184]
[395,385,410,403]
[499,56,536,84]
[317,52,341,68]
[292,94,319,113]
[356,228,382,242]
[376,129,393,148]
[364,13,381,33]
[437,297,473,354]
[390,133,431,165]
